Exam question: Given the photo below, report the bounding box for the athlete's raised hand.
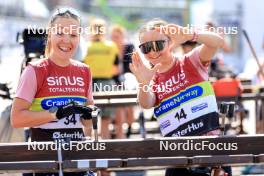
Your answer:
[155,24,192,47]
[129,51,161,85]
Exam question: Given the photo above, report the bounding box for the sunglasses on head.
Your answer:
[52,7,81,20]
[139,40,167,54]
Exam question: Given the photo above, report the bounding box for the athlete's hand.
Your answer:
[55,102,77,120]
[53,102,100,120]
[155,24,193,47]
[77,105,100,120]
[129,51,161,85]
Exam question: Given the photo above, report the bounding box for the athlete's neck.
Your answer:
[158,56,175,73]
[49,55,71,67]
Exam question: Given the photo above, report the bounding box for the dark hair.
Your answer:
[206,21,215,28]
[45,7,81,58]
[181,41,197,47]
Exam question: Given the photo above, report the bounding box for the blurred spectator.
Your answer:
[110,24,135,139]
[209,56,235,79]
[206,22,235,79]
[83,18,120,140]
[252,37,264,85]
[241,39,264,85]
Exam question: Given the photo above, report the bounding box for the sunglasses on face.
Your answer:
[139,40,167,54]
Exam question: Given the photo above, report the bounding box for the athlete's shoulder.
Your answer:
[28,58,49,68]
[70,59,90,69]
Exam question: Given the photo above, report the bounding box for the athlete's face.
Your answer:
[139,30,173,65]
[48,17,80,61]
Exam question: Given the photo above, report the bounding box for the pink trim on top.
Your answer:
[15,65,37,103]
[184,46,209,81]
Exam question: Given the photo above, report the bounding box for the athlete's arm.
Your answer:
[11,98,56,128]
[138,84,156,109]
[191,31,224,63]
[11,66,56,128]
[156,24,224,64]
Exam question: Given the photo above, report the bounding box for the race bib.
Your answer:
[30,96,87,129]
[154,81,219,136]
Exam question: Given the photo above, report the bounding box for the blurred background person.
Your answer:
[110,24,135,139]
[206,22,235,79]
[83,18,120,140]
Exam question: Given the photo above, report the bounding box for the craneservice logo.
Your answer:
[47,76,84,86]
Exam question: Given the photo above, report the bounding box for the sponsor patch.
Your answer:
[191,103,208,113]
[41,97,86,110]
[160,120,171,130]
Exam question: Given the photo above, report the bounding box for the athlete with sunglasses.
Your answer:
[130,19,231,176]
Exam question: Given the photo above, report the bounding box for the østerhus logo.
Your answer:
[47,76,84,86]
[52,131,84,139]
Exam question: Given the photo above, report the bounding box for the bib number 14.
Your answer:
[175,108,187,121]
